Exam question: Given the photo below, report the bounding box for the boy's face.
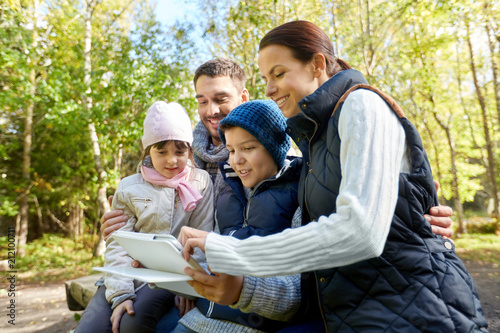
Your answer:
[224,127,278,188]
[150,141,190,179]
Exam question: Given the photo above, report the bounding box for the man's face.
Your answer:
[195,75,249,146]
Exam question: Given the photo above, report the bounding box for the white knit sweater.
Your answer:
[204,89,410,277]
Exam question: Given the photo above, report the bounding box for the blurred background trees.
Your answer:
[1,0,499,257]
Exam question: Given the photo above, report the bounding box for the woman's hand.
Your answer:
[184,267,243,305]
[178,226,210,260]
[110,299,134,333]
[100,196,128,241]
[175,295,196,317]
[426,181,454,239]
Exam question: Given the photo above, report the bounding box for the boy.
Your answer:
[171,100,303,332]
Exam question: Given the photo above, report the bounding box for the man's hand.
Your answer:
[184,267,243,305]
[178,226,210,260]
[110,299,134,333]
[426,206,453,238]
[175,295,196,317]
[427,181,454,239]
[100,196,128,241]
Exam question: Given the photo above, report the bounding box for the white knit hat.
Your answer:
[142,101,193,149]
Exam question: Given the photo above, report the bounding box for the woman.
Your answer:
[180,21,488,332]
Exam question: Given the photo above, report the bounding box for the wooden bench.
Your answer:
[65,274,101,310]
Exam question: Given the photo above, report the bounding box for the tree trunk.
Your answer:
[331,1,341,58]
[83,0,109,256]
[485,12,500,125]
[466,23,500,220]
[17,0,39,257]
[434,116,466,233]
[68,202,83,239]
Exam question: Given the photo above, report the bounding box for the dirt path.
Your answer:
[1,260,499,333]
[464,260,500,331]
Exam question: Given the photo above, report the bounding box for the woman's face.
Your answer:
[259,44,323,118]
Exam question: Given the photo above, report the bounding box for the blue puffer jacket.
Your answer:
[287,69,488,332]
[195,157,302,331]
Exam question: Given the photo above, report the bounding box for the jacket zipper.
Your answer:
[314,271,328,332]
[244,162,292,224]
[297,109,325,330]
[302,115,319,222]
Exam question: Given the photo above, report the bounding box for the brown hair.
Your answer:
[193,58,246,92]
[138,140,193,170]
[259,20,351,77]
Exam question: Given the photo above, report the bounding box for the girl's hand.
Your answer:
[110,299,134,333]
[178,226,209,260]
[184,267,243,305]
[175,295,196,317]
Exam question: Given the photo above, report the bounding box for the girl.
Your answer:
[180,21,488,332]
[76,101,213,333]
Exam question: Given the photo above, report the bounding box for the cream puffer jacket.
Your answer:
[104,166,214,307]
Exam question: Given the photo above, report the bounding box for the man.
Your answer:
[191,59,249,182]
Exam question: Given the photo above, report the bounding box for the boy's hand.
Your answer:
[132,260,144,268]
[175,295,196,317]
[178,226,209,260]
[184,267,243,305]
[110,299,134,333]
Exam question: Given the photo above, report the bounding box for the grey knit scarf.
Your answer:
[192,121,229,168]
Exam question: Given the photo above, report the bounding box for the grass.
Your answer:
[1,230,499,285]
[0,233,104,285]
[454,233,500,266]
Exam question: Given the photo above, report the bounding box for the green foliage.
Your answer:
[462,216,499,234]
[1,0,499,243]
[0,200,18,217]
[0,0,199,239]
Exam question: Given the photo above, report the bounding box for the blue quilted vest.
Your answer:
[287,70,488,332]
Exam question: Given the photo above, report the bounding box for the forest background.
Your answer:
[1,0,499,282]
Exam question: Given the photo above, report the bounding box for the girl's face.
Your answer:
[258,44,324,118]
[150,141,190,179]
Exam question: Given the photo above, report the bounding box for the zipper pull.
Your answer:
[144,199,151,208]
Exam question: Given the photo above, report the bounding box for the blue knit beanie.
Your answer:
[218,100,291,169]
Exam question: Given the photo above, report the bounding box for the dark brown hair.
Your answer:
[259,20,351,77]
[138,140,193,169]
[193,58,246,92]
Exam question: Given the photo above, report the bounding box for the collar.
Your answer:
[286,69,368,140]
[219,157,302,204]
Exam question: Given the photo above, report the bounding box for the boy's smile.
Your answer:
[224,127,278,189]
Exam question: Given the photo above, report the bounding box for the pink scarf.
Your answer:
[140,165,202,211]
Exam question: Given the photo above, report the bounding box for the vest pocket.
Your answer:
[130,197,154,220]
